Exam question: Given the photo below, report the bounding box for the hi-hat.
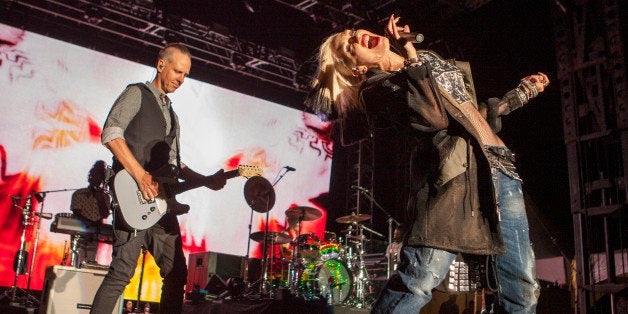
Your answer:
[249,231,291,244]
[335,213,371,224]
[244,176,275,213]
[285,206,322,222]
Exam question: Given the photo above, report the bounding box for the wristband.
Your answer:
[404,57,421,67]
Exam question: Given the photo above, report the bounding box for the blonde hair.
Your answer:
[305,33,365,118]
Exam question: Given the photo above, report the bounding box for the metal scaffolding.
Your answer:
[552,0,627,312]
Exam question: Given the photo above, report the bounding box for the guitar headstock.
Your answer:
[237,165,264,178]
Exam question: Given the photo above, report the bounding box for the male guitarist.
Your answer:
[91,43,226,314]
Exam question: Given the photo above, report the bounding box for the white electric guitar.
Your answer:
[113,164,262,230]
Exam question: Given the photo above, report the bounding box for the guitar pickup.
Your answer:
[137,191,156,204]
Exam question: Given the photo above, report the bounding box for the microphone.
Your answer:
[351,185,371,194]
[399,32,425,43]
[10,195,22,200]
[284,166,296,172]
[32,191,45,202]
[34,212,53,220]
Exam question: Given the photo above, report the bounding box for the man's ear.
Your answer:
[157,60,166,72]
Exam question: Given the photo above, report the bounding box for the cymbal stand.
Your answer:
[259,168,292,297]
[241,201,273,297]
[354,188,399,278]
[259,199,273,296]
[7,195,38,307]
[344,223,370,308]
[288,216,304,296]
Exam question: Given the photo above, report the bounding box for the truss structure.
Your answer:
[1,0,498,93]
[3,0,304,91]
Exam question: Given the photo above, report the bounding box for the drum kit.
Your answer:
[246,203,377,307]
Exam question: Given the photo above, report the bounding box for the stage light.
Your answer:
[83,4,103,25]
[243,0,258,13]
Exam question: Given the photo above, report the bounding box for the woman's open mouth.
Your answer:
[361,33,381,49]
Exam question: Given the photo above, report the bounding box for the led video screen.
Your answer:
[0,23,332,301]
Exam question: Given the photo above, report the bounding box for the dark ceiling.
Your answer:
[151,0,567,101]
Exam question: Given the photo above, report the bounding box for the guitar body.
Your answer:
[113,165,262,230]
[113,169,182,230]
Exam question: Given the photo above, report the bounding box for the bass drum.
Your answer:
[299,259,352,305]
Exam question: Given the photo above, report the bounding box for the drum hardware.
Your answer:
[336,212,391,308]
[352,186,401,279]
[299,259,352,305]
[319,231,340,261]
[250,231,287,297]
[244,176,275,295]
[6,189,65,308]
[249,231,292,245]
[285,206,322,222]
[69,234,82,267]
[243,169,295,297]
[5,194,36,307]
[335,213,371,224]
[283,206,322,297]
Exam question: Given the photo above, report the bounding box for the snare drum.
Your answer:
[299,259,352,304]
[296,233,319,262]
[319,231,340,261]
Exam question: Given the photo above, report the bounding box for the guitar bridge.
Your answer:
[137,190,156,204]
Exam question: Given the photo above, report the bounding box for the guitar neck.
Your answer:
[168,169,239,196]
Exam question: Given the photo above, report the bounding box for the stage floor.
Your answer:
[182,296,371,314]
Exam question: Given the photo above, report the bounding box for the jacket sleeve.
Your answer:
[486,83,534,133]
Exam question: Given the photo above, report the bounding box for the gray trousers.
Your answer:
[90,213,187,314]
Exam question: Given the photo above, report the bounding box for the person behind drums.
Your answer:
[69,160,112,266]
[386,225,406,274]
[279,215,299,261]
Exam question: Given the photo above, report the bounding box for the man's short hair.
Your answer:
[157,43,191,63]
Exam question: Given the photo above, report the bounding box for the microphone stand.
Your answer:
[135,245,147,313]
[356,189,400,279]
[260,196,272,297]
[260,168,291,297]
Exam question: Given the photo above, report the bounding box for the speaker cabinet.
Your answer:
[186,251,245,293]
[40,265,123,314]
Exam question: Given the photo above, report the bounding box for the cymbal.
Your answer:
[285,206,322,222]
[335,213,371,224]
[249,231,292,244]
[243,176,276,213]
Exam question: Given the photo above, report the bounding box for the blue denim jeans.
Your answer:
[371,168,539,313]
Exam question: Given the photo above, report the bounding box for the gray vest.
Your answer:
[113,84,177,173]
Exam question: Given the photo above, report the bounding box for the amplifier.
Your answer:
[39,265,123,314]
[185,251,246,293]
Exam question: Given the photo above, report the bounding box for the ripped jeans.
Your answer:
[371,168,539,313]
